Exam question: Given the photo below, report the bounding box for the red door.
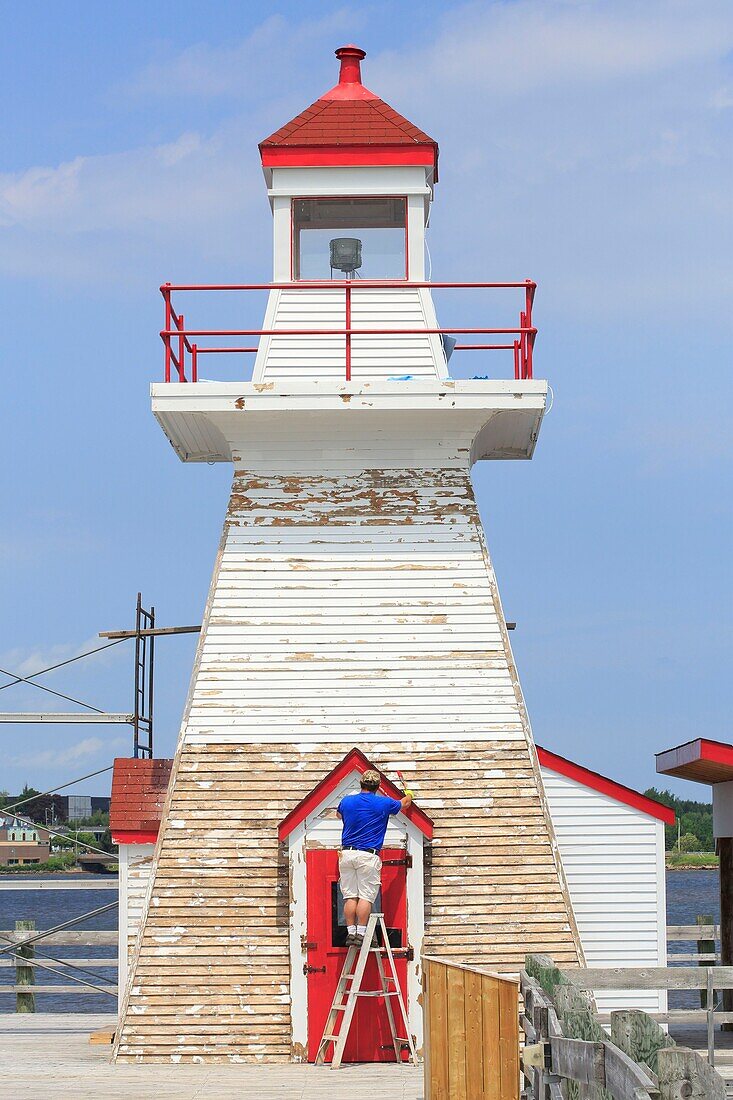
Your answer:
[305,848,409,1063]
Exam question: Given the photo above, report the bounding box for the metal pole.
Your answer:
[345,282,352,382]
[164,285,172,382]
[178,313,185,381]
[147,604,155,759]
[133,592,141,758]
[704,972,708,1064]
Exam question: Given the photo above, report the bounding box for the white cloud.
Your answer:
[0,634,126,683]
[370,0,733,98]
[123,10,360,100]
[9,735,127,769]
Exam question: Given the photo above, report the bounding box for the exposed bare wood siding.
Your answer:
[116,466,579,1062]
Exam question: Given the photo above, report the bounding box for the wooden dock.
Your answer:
[0,1014,425,1099]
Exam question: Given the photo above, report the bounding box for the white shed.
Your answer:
[538,746,672,1015]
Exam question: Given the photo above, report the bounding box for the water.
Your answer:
[0,875,118,1014]
[666,867,719,1010]
[0,868,721,1013]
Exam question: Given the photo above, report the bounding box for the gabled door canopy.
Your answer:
[278,747,433,842]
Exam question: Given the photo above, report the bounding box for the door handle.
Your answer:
[303,964,327,975]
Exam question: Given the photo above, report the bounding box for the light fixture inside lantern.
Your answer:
[330,237,362,277]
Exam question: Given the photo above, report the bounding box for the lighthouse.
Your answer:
[115,45,581,1064]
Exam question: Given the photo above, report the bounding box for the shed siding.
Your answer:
[540,767,667,1014]
[117,844,154,1013]
[116,462,580,1062]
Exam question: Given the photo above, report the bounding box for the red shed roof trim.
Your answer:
[538,746,675,825]
[278,748,434,841]
[259,45,438,176]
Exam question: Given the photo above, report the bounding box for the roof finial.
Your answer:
[335,44,366,86]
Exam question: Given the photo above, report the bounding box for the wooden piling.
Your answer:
[657,1046,726,1100]
[610,1008,673,1076]
[15,919,35,1013]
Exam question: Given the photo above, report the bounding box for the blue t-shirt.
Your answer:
[337,791,402,851]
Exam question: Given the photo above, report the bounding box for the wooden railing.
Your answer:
[561,965,733,1066]
[522,954,728,1099]
[423,956,519,1100]
[0,924,117,1011]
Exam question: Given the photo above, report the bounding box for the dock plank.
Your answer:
[0,1014,424,1099]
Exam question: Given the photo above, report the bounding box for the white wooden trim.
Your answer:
[288,820,308,1059]
[655,819,669,1016]
[117,846,128,1015]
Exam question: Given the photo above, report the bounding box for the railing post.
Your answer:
[192,343,198,383]
[345,282,352,382]
[178,313,186,382]
[698,914,715,1007]
[525,282,535,380]
[704,968,708,1069]
[15,919,35,1013]
[513,339,520,381]
[163,285,172,383]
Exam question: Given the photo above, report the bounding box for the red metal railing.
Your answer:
[160,281,537,383]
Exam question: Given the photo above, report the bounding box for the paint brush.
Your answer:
[397,770,414,797]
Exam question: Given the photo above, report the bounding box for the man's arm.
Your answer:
[399,791,413,812]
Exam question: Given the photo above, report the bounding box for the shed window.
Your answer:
[293,197,407,280]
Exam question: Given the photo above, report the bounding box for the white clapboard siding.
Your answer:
[116,461,581,1063]
[253,288,445,381]
[182,473,526,744]
[540,767,668,1015]
[117,844,154,1012]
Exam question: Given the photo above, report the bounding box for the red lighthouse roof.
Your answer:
[260,45,438,177]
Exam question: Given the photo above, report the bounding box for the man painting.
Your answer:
[337,769,413,947]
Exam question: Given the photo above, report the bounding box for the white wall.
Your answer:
[117,843,155,1012]
[540,766,668,1014]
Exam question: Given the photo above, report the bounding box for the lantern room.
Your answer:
[259,44,437,283]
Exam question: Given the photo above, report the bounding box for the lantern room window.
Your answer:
[292,197,407,280]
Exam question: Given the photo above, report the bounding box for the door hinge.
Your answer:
[301,938,317,951]
[382,854,413,867]
[303,964,327,975]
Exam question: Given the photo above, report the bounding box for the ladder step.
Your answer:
[354,990,399,998]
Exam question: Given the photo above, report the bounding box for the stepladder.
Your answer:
[315,912,418,1068]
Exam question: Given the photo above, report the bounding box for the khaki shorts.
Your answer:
[339,848,382,904]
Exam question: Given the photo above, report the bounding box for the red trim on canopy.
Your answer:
[261,146,436,169]
[277,747,433,842]
[537,746,675,825]
[656,738,733,785]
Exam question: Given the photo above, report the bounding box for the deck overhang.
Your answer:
[151,378,548,464]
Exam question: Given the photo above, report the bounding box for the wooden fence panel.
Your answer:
[423,956,519,1100]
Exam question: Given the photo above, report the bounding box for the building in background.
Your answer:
[0,812,51,866]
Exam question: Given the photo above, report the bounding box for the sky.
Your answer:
[0,0,731,804]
